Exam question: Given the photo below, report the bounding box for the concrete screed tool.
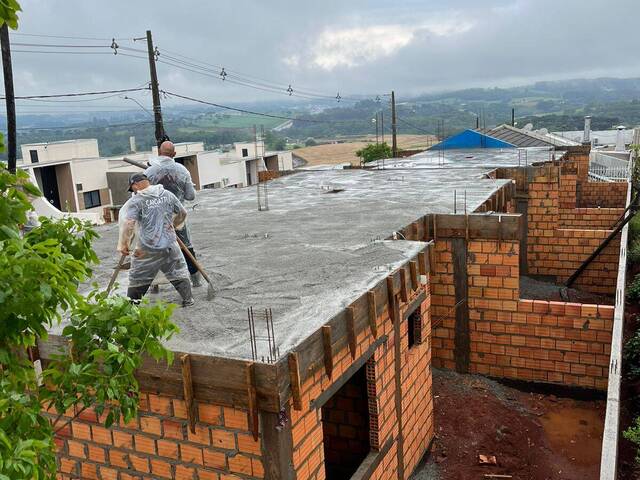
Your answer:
[176,237,216,300]
[105,253,128,294]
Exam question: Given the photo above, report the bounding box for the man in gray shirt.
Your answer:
[145,141,202,287]
[118,173,194,306]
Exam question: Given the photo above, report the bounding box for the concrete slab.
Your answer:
[55,168,513,361]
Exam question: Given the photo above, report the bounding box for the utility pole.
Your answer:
[511,108,515,127]
[380,111,384,143]
[391,91,397,157]
[1,24,16,173]
[146,30,165,147]
[374,114,378,144]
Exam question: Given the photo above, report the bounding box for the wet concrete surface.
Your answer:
[54,168,513,361]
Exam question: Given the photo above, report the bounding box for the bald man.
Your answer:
[145,141,201,287]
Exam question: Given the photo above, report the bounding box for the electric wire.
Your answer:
[0,86,150,100]
[10,32,135,41]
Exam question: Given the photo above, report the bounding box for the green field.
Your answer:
[183,113,284,131]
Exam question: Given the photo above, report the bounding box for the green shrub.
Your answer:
[628,274,640,302]
[624,416,640,462]
[630,213,640,244]
[629,241,640,265]
[625,328,640,379]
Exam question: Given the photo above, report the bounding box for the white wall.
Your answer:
[152,142,205,156]
[196,152,246,188]
[278,151,293,170]
[234,141,264,158]
[72,158,110,192]
[20,139,99,164]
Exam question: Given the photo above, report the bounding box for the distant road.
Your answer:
[273,120,293,131]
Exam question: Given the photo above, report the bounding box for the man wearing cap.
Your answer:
[145,140,202,287]
[117,173,194,306]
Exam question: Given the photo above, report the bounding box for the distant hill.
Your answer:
[3,77,639,159]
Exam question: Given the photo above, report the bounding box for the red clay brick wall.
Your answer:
[53,394,263,480]
[579,182,628,208]
[289,283,434,480]
[431,238,614,390]
[527,168,620,296]
[559,208,623,229]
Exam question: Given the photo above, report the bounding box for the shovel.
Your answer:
[176,237,216,300]
[105,253,128,294]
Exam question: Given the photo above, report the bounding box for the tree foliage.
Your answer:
[0,166,178,480]
[355,142,393,163]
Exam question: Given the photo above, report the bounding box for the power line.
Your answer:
[12,50,114,55]
[13,119,158,131]
[0,86,150,100]
[160,90,354,124]
[397,117,432,135]
[12,42,111,48]
[11,32,135,41]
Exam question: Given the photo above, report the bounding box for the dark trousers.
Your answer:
[128,278,192,302]
[176,227,198,275]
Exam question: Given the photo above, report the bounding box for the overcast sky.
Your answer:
[8,0,640,112]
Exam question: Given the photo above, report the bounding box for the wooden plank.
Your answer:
[347,306,357,359]
[386,276,396,323]
[432,213,520,240]
[428,243,435,275]
[452,238,470,374]
[245,363,259,441]
[180,354,197,434]
[433,214,438,241]
[392,287,405,480]
[287,353,302,411]
[39,335,282,412]
[367,291,378,338]
[321,325,333,378]
[516,198,529,275]
[424,214,430,241]
[409,260,418,290]
[417,252,426,275]
[412,221,419,240]
[348,436,394,480]
[260,403,296,480]
[399,268,409,302]
[402,291,426,320]
[310,335,388,410]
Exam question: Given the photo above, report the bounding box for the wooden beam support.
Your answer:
[346,306,357,359]
[412,221,418,240]
[433,214,438,241]
[367,291,378,338]
[418,252,427,276]
[399,268,409,302]
[321,325,333,378]
[428,243,435,275]
[409,260,418,291]
[260,404,296,480]
[180,354,197,434]
[288,353,302,411]
[452,238,470,373]
[245,363,259,441]
[424,215,430,241]
[386,276,397,323]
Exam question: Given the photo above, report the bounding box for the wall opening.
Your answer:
[321,363,371,479]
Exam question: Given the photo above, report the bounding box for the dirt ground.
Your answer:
[293,134,436,167]
[412,369,605,480]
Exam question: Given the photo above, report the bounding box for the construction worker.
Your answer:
[145,140,202,287]
[117,173,194,307]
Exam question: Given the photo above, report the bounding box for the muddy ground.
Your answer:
[412,369,605,480]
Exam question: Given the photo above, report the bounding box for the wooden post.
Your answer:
[180,354,197,434]
[245,363,259,441]
[321,326,333,378]
[409,261,418,290]
[288,353,302,411]
[0,24,16,173]
[418,252,427,275]
[424,215,430,241]
[146,30,165,146]
[399,268,408,302]
[386,276,396,323]
[346,306,356,359]
[428,243,435,275]
[452,238,470,373]
[367,291,378,338]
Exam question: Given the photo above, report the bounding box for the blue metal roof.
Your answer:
[429,129,516,150]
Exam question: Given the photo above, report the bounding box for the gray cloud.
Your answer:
[9,0,640,111]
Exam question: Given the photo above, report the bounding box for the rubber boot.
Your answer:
[171,279,194,307]
[191,272,203,287]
